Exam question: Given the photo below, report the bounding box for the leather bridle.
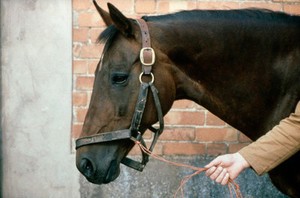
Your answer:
[75,19,164,172]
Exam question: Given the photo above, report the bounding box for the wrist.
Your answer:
[236,152,250,169]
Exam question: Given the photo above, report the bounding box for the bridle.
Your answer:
[75,19,164,172]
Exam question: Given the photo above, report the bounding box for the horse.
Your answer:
[75,1,300,197]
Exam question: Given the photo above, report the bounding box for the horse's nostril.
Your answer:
[80,158,95,178]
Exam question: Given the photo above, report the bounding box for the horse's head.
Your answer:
[75,1,176,184]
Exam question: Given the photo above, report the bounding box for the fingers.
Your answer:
[205,166,217,177]
[221,173,230,185]
[215,168,227,183]
[205,166,230,185]
[209,166,223,180]
[216,169,230,185]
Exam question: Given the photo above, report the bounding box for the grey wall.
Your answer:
[1,0,79,197]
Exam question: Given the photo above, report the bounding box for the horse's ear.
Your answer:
[93,0,113,26]
[107,3,133,37]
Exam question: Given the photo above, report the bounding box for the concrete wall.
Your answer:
[1,0,79,197]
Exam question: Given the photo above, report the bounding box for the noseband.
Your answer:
[75,19,164,172]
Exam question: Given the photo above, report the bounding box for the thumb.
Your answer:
[205,157,221,169]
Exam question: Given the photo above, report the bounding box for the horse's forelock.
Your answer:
[97,25,118,47]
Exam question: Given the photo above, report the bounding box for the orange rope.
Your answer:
[134,140,243,198]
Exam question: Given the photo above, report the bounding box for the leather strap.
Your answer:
[136,19,155,75]
[136,19,151,49]
[76,129,131,149]
[130,82,149,133]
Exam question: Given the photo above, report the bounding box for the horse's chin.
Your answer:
[103,160,120,184]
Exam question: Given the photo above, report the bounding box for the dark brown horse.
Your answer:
[76,1,300,197]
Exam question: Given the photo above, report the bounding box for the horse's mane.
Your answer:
[97,9,299,50]
[143,9,299,22]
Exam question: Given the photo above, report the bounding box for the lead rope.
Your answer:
[133,140,243,198]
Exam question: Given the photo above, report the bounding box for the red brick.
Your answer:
[160,128,195,141]
[171,100,196,109]
[283,4,300,15]
[136,0,156,14]
[152,142,163,155]
[75,108,88,122]
[157,1,170,13]
[196,105,206,111]
[73,92,88,106]
[163,142,206,155]
[78,12,104,27]
[80,44,102,59]
[142,129,153,140]
[73,43,82,58]
[187,1,197,10]
[169,1,189,12]
[207,143,227,156]
[197,2,240,10]
[196,128,238,142]
[89,28,103,43]
[73,60,88,74]
[73,28,89,42]
[164,111,205,126]
[97,0,133,13]
[76,76,95,90]
[73,0,91,10]
[228,143,250,153]
[72,124,83,138]
[88,60,100,75]
[206,112,226,126]
[239,2,282,11]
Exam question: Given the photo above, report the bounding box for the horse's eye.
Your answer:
[111,74,129,85]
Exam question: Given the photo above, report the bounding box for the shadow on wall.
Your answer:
[79,156,288,198]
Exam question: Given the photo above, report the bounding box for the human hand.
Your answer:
[205,153,250,185]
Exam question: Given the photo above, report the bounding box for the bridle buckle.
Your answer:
[140,47,155,66]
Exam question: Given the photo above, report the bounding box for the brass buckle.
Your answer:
[140,47,155,66]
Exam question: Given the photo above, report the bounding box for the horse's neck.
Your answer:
[151,19,300,140]
[154,23,240,115]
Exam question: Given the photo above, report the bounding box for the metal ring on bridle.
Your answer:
[139,72,154,84]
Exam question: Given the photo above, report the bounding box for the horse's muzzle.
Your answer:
[76,148,121,184]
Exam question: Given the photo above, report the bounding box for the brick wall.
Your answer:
[72,0,300,156]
